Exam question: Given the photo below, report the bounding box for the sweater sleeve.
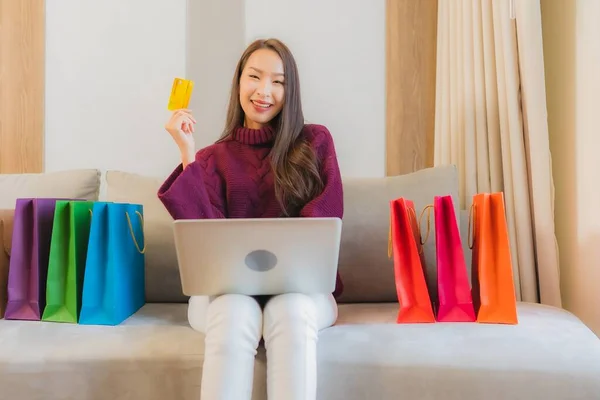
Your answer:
[157,148,226,220]
[299,126,344,219]
[299,125,345,298]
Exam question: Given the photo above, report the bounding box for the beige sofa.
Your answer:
[1,166,600,400]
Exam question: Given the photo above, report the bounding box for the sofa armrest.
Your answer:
[0,209,14,317]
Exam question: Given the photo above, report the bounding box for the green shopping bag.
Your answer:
[42,200,94,323]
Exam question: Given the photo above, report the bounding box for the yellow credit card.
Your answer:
[167,78,194,111]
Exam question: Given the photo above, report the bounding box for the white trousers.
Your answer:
[188,293,338,400]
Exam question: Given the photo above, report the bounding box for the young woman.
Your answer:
[157,38,344,399]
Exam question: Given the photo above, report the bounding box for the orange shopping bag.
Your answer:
[388,198,435,323]
[470,193,518,324]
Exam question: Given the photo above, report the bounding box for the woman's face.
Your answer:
[239,48,285,130]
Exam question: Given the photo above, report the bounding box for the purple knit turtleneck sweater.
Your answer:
[157,123,344,297]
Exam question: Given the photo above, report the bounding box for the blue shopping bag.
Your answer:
[79,202,146,325]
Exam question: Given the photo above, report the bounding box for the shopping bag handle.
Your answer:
[407,207,425,255]
[125,211,146,254]
[88,207,146,253]
[388,214,393,258]
[418,205,433,246]
[388,205,427,258]
[467,203,475,249]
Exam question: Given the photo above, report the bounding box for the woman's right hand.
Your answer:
[165,109,197,163]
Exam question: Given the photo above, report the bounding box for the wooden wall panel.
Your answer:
[386,0,438,176]
[0,0,45,174]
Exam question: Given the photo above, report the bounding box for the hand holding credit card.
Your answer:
[165,78,197,163]
[168,77,194,111]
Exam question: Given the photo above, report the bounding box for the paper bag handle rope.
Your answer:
[407,207,425,255]
[88,208,146,253]
[388,213,393,258]
[467,203,475,249]
[418,205,433,246]
[125,211,146,254]
[388,205,428,258]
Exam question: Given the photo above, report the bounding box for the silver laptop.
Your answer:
[172,217,343,297]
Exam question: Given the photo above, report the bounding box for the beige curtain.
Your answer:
[434,0,561,306]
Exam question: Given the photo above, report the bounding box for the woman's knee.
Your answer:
[309,293,338,330]
[264,293,317,319]
[263,293,318,340]
[188,295,211,333]
[205,294,263,349]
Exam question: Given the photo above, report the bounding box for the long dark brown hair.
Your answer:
[219,38,323,216]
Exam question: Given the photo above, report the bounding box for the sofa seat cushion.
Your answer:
[1,303,599,400]
[0,304,218,400]
[326,302,600,400]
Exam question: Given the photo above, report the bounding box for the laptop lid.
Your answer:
[172,217,342,297]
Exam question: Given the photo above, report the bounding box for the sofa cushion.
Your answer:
[0,304,216,400]
[337,165,460,303]
[0,302,598,400]
[0,169,101,209]
[104,166,460,303]
[320,303,600,400]
[0,210,14,255]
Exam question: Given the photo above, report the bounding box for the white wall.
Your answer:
[244,0,386,178]
[186,0,246,150]
[542,0,600,335]
[45,0,188,177]
[45,0,386,179]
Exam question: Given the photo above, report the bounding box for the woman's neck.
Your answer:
[244,118,264,130]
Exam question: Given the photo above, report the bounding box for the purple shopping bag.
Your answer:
[4,198,67,320]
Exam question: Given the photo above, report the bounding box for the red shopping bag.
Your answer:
[470,193,518,324]
[424,195,476,322]
[388,198,435,323]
